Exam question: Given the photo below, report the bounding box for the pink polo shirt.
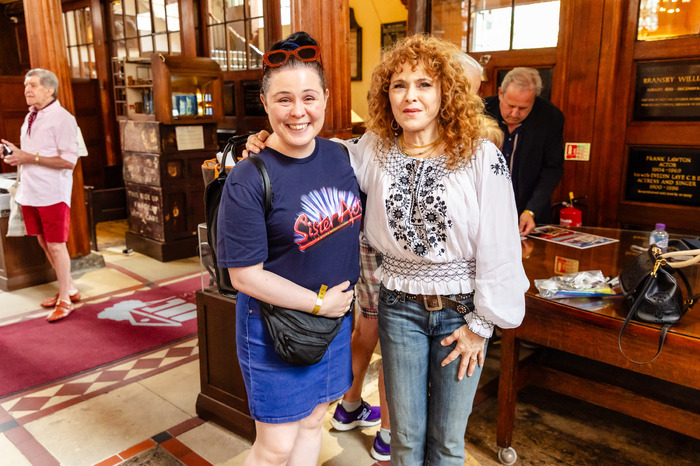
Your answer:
[17,99,78,207]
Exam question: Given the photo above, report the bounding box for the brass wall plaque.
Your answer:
[625,147,699,207]
[634,60,700,121]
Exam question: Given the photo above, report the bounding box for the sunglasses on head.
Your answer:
[263,45,321,68]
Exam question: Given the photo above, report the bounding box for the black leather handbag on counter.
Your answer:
[618,246,699,364]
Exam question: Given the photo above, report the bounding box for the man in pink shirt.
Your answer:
[1,68,80,322]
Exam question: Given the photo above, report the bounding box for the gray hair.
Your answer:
[453,52,482,93]
[501,67,542,96]
[25,68,59,98]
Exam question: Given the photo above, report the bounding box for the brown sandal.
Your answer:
[41,291,81,308]
[46,300,75,322]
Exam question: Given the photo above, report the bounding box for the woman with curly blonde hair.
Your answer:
[246,33,528,465]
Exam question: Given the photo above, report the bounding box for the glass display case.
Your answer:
[151,54,223,123]
[112,57,155,120]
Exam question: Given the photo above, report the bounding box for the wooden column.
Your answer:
[407,0,428,35]
[292,0,352,139]
[179,0,198,57]
[90,0,120,167]
[23,0,90,257]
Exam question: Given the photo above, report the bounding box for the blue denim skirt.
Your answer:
[235,292,353,423]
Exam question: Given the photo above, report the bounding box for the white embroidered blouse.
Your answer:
[337,131,529,338]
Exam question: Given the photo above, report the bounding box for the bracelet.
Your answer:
[311,284,328,315]
[35,153,40,165]
[524,209,535,219]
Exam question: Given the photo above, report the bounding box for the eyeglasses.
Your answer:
[263,45,321,68]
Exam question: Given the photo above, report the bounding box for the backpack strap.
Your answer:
[337,141,350,161]
[220,134,250,177]
[248,155,272,214]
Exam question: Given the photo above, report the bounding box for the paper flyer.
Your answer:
[528,225,619,249]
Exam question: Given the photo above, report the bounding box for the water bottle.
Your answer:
[649,223,669,251]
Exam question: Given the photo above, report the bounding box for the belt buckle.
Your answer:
[424,295,443,311]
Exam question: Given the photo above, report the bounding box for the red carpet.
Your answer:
[0,276,200,398]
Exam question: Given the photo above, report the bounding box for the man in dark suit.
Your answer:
[485,67,564,236]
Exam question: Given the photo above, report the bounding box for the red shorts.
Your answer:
[21,203,71,243]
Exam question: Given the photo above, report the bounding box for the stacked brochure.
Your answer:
[527,225,618,249]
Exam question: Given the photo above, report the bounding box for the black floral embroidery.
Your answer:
[378,143,460,258]
[491,149,511,181]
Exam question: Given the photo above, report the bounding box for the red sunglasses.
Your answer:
[263,45,322,68]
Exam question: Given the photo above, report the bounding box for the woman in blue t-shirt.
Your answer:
[216,32,361,465]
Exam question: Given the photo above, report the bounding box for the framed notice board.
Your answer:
[381,21,407,50]
[241,80,266,117]
[625,147,699,207]
[633,59,700,121]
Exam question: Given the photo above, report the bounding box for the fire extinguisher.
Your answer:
[558,192,585,227]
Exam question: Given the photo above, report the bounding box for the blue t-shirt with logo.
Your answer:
[217,137,361,291]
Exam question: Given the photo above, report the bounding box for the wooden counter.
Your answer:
[495,228,700,464]
[0,216,56,291]
[195,288,255,441]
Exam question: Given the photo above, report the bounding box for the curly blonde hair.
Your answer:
[366,35,486,168]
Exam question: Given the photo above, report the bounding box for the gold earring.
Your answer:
[391,119,400,135]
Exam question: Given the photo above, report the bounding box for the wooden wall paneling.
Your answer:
[0,77,28,174]
[71,78,106,189]
[617,199,699,233]
[0,14,23,76]
[589,0,634,229]
[550,0,572,107]
[14,19,31,72]
[613,1,700,233]
[291,0,351,138]
[0,80,25,174]
[220,70,268,135]
[23,0,90,257]
[635,36,700,61]
[551,0,605,223]
[625,122,700,146]
[89,0,120,168]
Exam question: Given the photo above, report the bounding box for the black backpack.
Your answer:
[203,135,271,297]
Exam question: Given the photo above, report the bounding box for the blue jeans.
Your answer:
[378,286,485,466]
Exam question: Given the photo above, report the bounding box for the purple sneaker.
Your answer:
[330,400,381,431]
[370,432,391,461]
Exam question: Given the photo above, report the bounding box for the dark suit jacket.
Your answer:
[484,95,565,224]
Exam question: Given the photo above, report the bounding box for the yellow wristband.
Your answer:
[311,284,328,315]
[524,210,535,219]
[35,153,40,165]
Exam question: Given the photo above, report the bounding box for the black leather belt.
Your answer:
[400,291,475,314]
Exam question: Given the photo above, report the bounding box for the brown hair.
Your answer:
[366,34,486,168]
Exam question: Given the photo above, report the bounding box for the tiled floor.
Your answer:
[0,222,392,466]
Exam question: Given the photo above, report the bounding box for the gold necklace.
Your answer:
[398,135,443,158]
[400,134,442,150]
